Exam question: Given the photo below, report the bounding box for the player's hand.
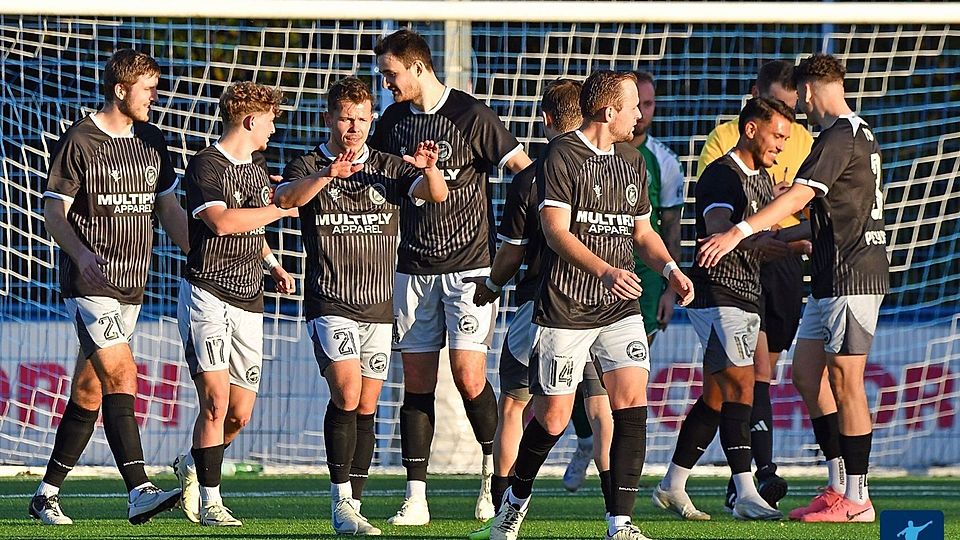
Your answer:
[789,239,813,256]
[76,249,110,290]
[773,182,792,198]
[403,140,440,170]
[697,227,745,268]
[281,206,299,219]
[666,267,694,306]
[463,276,499,306]
[271,265,295,295]
[657,290,676,330]
[753,231,791,260]
[327,150,363,178]
[600,267,643,300]
[270,174,284,184]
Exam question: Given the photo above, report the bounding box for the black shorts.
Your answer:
[759,254,805,353]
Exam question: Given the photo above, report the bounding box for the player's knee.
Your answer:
[225,412,251,432]
[71,378,102,408]
[452,370,486,399]
[333,387,361,411]
[539,409,571,436]
[200,398,228,424]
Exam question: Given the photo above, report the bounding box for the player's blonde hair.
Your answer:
[541,79,582,133]
[102,49,160,103]
[219,81,284,125]
[580,70,638,119]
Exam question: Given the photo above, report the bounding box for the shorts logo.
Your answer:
[369,353,388,374]
[260,185,272,206]
[245,366,261,385]
[436,141,453,162]
[369,184,387,205]
[626,340,647,362]
[145,166,158,187]
[458,314,480,335]
[626,184,639,206]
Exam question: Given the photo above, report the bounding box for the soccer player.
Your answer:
[172,81,295,527]
[372,29,532,525]
[653,97,797,522]
[488,70,694,540]
[699,53,889,523]
[276,77,448,536]
[33,49,186,525]
[697,60,814,509]
[563,70,686,492]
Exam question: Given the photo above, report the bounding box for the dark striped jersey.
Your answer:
[370,87,523,275]
[184,144,271,313]
[283,144,421,323]
[794,114,889,298]
[44,114,177,304]
[534,131,652,329]
[496,162,542,305]
[689,152,775,312]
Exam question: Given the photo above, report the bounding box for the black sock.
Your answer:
[43,400,99,488]
[511,418,562,499]
[811,412,842,461]
[599,469,613,515]
[400,391,435,482]
[462,381,498,455]
[350,413,375,499]
[610,406,647,517]
[839,432,872,475]
[751,382,776,477]
[101,393,149,491]
[671,397,720,469]
[324,402,357,485]
[720,402,753,475]
[571,389,593,439]
[191,444,225,488]
[492,474,510,509]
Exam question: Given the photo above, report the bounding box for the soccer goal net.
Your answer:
[1,3,959,473]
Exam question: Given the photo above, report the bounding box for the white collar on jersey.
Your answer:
[320,143,371,164]
[89,112,135,139]
[575,130,615,156]
[214,141,253,165]
[838,113,868,136]
[410,86,452,115]
[727,150,759,176]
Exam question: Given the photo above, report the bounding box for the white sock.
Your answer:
[482,453,494,476]
[826,457,846,493]
[331,481,352,501]
[200,485,222,506]
[184,452,197,474]
[660,463,692,492]
[37,481,60,498]
[405,480,426,500]
[844,474,869,504]
[732,471,762,502]
[129,482,155,501]
[607,514,630,535]
[506,489,529,510]
[577,435,594,452]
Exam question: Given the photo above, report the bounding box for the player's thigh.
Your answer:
[818,295,883,356]
[442,268,498,353]
[687,306,760,376]
[580,357,608,400]
[308,316,363,407]
[528,325,595,398]
[70,352,102,408]
[591,314,651,409]
[393,272,445,353]
[193,369,232,416]
[227,305,264,394]
[226,383,258,426]
[713,364,756,405]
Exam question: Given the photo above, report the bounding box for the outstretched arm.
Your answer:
[274,150,363,209]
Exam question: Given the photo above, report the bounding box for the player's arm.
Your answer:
[703,205,790,258]
[633,216,694,306]
[43,197,110,289]
[773,221,812,243]
[261,241,294,295]
[504,150,533,174]
[197,203,294,237]
[469,243,525,306]
[274,151,363,209]
[155,191,190,254]
[656,206,683,326]
[403,141,448,203]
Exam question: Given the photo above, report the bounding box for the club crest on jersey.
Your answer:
[626,340,648,362]
[144,165,158,187]
[246,366,261,385]
[458,314,480,335]
[260,185,272,206]
[626,184,639,206]
[436,141,453,162]
[594,183,602,200]
[110,169,122,183]
[369,183,387,205]
[369,353,388,374]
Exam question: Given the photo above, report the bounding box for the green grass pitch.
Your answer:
[0,475,957,539]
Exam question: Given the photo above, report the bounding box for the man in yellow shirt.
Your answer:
[697,60,813,511]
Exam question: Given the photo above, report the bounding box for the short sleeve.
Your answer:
[185,153,228,218]
[696,165,744,219]
[282,154,313,183]
[498,164,535,245]
[44,134,88,203]
[538,145,574,212]
[471,102,523,170]
[794,124,853,197]
[138,125,178,197]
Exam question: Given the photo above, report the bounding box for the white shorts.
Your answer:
[687,306,761,374]
[65,296,141,358]
[796,295,883,355]
[307,316,392,381]
[529,314,650,396]
[178,279,264,393]
[393,269,498,353]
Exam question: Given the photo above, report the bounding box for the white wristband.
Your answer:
[263,253,280,270]
[662,261,679,279]
[485,277,502,293]
[734,220,754,237]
